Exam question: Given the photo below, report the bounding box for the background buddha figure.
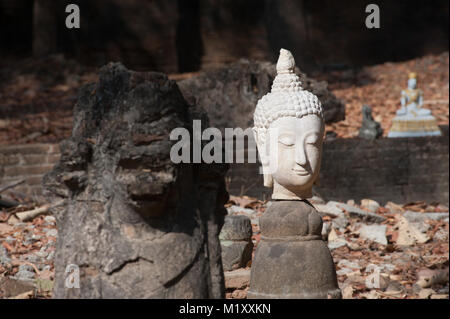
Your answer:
[253,49,324,200]
[398,72,431,116]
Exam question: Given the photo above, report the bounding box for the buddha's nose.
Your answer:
[295,145,307,166]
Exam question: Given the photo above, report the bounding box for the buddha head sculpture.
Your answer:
[253,49,324,200]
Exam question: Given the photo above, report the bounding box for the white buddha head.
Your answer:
[253,49,324,200]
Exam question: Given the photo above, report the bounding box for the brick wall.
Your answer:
[0,144,60,199]
[1,126,449,205]
[227,126,449,205]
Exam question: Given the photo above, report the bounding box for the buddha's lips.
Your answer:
[292,168,309,176]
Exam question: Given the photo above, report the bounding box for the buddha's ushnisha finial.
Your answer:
[276,48,296,74]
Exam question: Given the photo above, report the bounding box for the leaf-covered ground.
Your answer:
[1,52,448,144]
[224,196,449,299]
[314,52,449,138]
[2,195,447,299]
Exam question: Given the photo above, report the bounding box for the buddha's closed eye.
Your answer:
[278,134,295,146]
[305,133,320,145]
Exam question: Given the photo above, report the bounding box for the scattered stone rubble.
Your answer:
[222,195,449,299]
[0,207,57,298]
[0,195,448,299]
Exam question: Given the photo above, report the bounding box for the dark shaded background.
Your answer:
[0,0,448,73]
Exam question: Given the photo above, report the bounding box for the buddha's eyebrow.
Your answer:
[302,130,321,138]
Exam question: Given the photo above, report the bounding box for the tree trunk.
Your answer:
[33,0,57,57]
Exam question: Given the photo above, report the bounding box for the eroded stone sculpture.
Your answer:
[388,72,441,137]
[219,215,253,271]
[248,49,341,299]
[44,63,228,298]
[359,105,383,139]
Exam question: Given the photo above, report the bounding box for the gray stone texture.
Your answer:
[178,60,346,132]
[220,215,253,271]
[248,200,341,299]
[43,63,229,298]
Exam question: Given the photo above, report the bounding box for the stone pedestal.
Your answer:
[220,215,253,271]
[388,114,441,137]
[248,200,341,299]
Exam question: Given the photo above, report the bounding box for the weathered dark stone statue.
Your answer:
[359,105,383,140]
[249,49,341,299]
[178,59,345,133]
[44,63,228,298]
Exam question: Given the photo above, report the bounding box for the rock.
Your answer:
[14,265,35,281]
[360,199,380,213]
[46,251,55,261]
[328,201,386,223]
[336,268,354,276]
[178,60,345,133]
[341,284,354,299]
[337,259,361,270]
[310,195,326,204]
[35,251,48,259]
[230,289,247,299]
[382,281,405,297]
[418,288,435,299]
[221,241,253,271]
[385,201,404,214]
[224,269,251,289]
[365,272,390,290]
[433,229,448,241]
[226,205,257,217]
[403,211,449,222]
[379,263,396,273]
[328,240,347,251]
[44,229,58,237]
[31,234,42,241]
[44,216,56,225]
[358,105,383,140]
[358,224,388,245]
[220,215,253,271]
[416,268,449,288]
[430,294,449,299]
[0,246,11,266]
[332,215,349,229]
[328,228,340,242]
[396,216,430,246]
[43,63,229,298]
[314,203,344,218]
[410,221,431,233]
[220,215,253,241]
[24,254,39,264]
[321,222,332,240]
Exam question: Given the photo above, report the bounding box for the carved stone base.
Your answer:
[388,115,441,138]
[248,200,341,299]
